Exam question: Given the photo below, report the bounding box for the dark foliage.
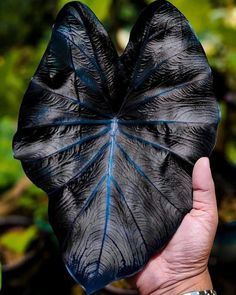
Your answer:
[13,0,219,293]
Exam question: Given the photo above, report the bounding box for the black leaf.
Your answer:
[12,0,220,293]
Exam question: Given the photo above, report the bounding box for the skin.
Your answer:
[133,157,218,295]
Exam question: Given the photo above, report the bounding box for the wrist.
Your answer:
[139,268,213,295]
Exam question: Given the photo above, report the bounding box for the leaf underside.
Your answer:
[12,0,219,293]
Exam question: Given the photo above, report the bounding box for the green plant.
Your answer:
[58,0,112,20]
[0,225,38,254]
[0,117,23,190]
[17,185,48,223]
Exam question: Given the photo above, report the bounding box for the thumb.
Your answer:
[192,157,217,216]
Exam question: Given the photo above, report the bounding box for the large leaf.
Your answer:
[12,0,219,293]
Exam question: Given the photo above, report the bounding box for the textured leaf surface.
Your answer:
[13,0,219,293]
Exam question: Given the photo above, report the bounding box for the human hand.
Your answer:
[133,157,218,295]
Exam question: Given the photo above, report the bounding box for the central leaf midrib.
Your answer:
[95,118,118,275]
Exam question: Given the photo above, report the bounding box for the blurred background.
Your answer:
[0,0,236,294]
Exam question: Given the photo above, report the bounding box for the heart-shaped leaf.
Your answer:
[13,0,219,293]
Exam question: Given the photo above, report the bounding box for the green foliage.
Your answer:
[0,117,23,190]
[118,0,140,28]
[0,225,38,254]
[17,185,48,222]
[58,0,112,20]
[170,0,212,33]
[0,0,56,52]
[0,40,49,118]
[0,50,28,117]
[226,141,236,165]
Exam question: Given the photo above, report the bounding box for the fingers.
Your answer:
[192,157,217,215]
